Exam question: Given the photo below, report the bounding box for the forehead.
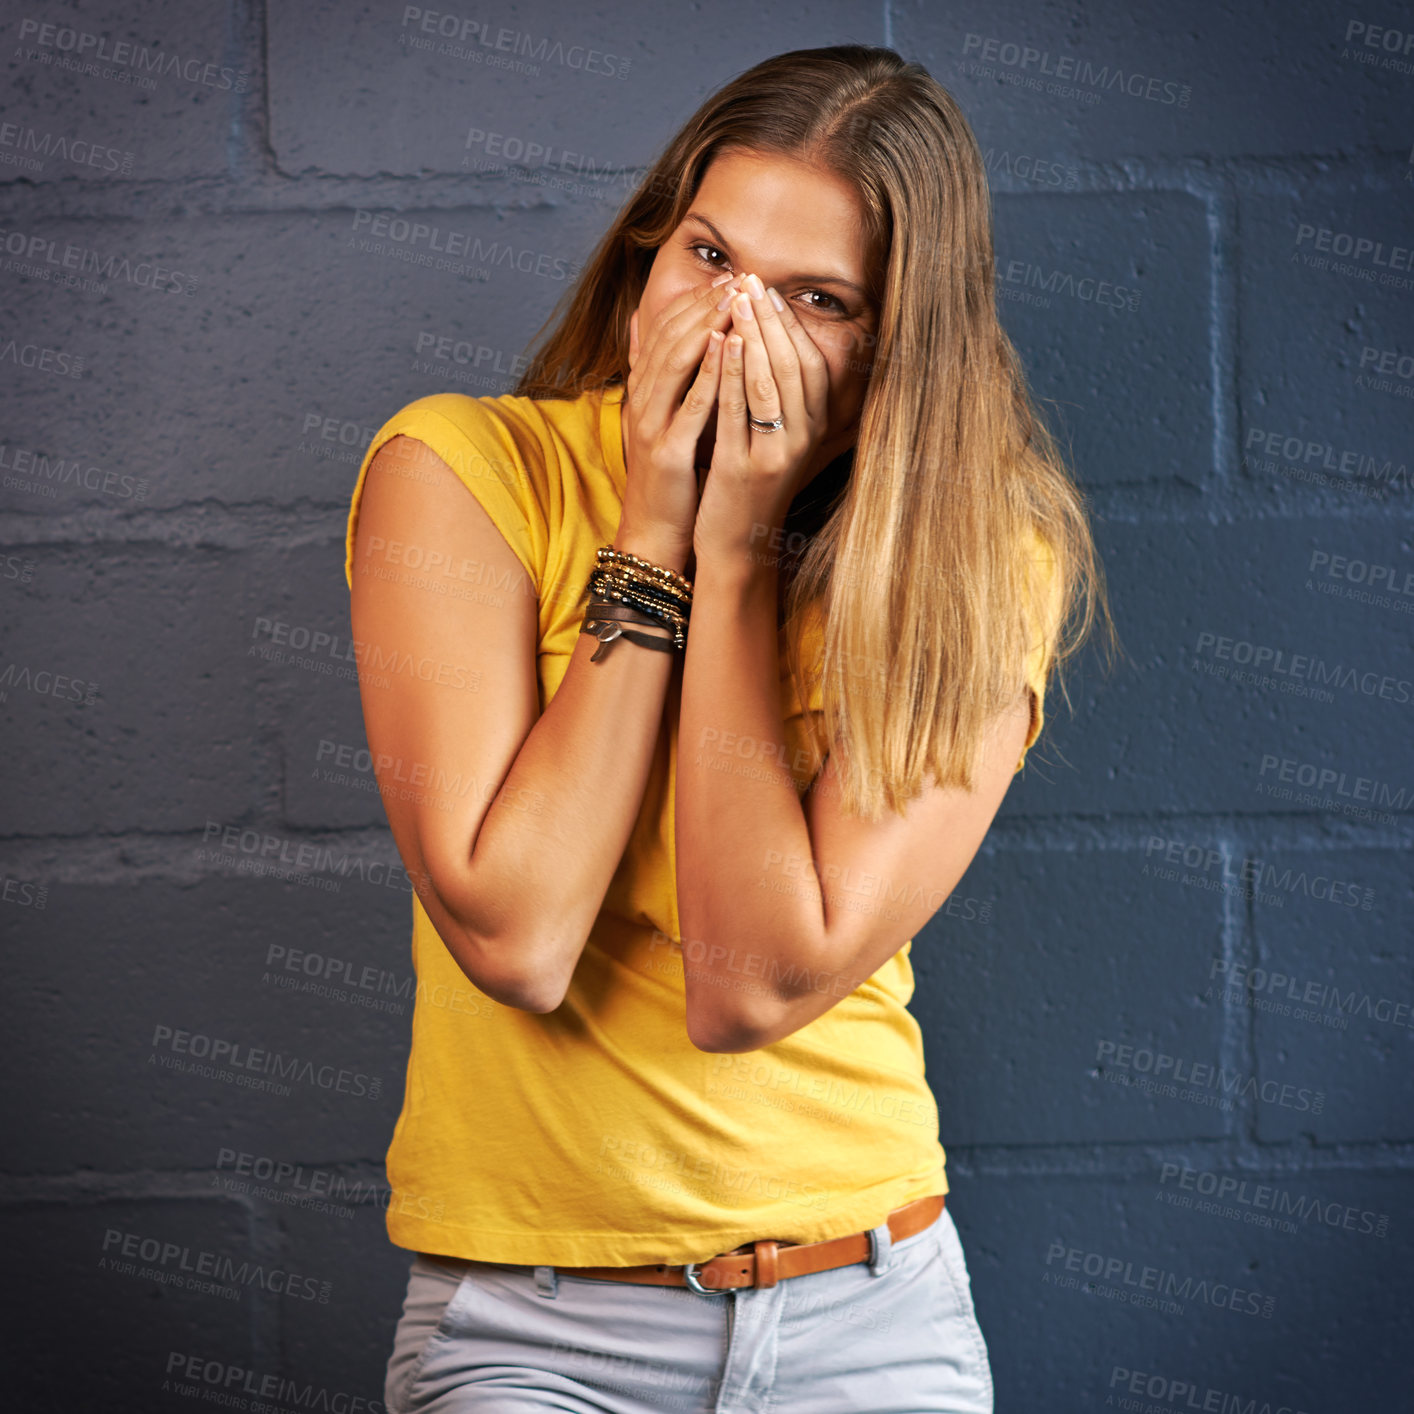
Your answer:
[689,149,871,277]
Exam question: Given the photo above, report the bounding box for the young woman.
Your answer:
[346,43,1108,1414]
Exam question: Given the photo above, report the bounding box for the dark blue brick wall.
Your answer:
[2,1,1409,1408]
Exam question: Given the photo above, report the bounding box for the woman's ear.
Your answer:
[628,309,639,371]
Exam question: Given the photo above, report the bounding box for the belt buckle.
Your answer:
[682,1262,731,1296]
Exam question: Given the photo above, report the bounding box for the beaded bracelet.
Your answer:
[588,566,691,634]
[589,567,690,623]
[595,545,693,597]
[579,544,693,654]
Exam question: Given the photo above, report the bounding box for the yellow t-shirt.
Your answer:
[343,384,1056,1266]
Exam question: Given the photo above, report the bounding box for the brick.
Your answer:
[0,546,264,833]
[272,1200,425,1403]
[0,1199,252,1408]
[993,191,1210,487]
[267,0,879,176]
[947,1169,1412,1409]
[911,847,1228,1146]
[1252,847,1413,1144]
[0,875,410,1174]
[1003,516,1414,817]
[0,209,590,516]
[1239,186,1414,502]
[895,0,1410,161]
[0,0,233,184]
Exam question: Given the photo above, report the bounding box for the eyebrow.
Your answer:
[683,212,867,299]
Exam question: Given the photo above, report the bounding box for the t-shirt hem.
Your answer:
[386,1168,949,1268]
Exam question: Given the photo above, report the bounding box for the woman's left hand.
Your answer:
[693,273,831,564]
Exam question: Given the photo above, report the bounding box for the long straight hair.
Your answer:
[513,44,1115,821]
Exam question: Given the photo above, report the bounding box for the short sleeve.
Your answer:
[1015,527,1065,774]
[344,394,550,596]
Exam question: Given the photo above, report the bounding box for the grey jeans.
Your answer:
[384,1206,993,1413]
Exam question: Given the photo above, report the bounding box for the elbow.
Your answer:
[479,964,568,1016]
[425,868,572,1014]
[684,991,783,1054]
[447,925,571,1016]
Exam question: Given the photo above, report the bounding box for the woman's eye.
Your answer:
[689,242,846,314]
[801,290,844,314]
[689,243,729,270]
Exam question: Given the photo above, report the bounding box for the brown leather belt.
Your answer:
[422,1193,944,1293]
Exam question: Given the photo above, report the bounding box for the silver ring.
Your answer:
[747,413,785,433]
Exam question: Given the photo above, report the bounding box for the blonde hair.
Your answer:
[514,44,1116,821]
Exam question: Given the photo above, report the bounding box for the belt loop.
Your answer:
[534,1265,559,1299]
[866,1222,893,1277]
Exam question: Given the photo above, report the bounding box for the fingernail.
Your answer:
[734,292,754,321]
[744,273,765,299]
[767,286,785,312]
[717,288,736,311]
[710,272,734,288]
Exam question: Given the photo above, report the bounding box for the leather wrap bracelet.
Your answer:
[579,601,676,662]
[578,544,693,658]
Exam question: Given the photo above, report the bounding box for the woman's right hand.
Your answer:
[618,272,742,567]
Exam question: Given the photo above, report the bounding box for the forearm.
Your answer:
[452,525,684,1007]
[674,549,827,1045]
